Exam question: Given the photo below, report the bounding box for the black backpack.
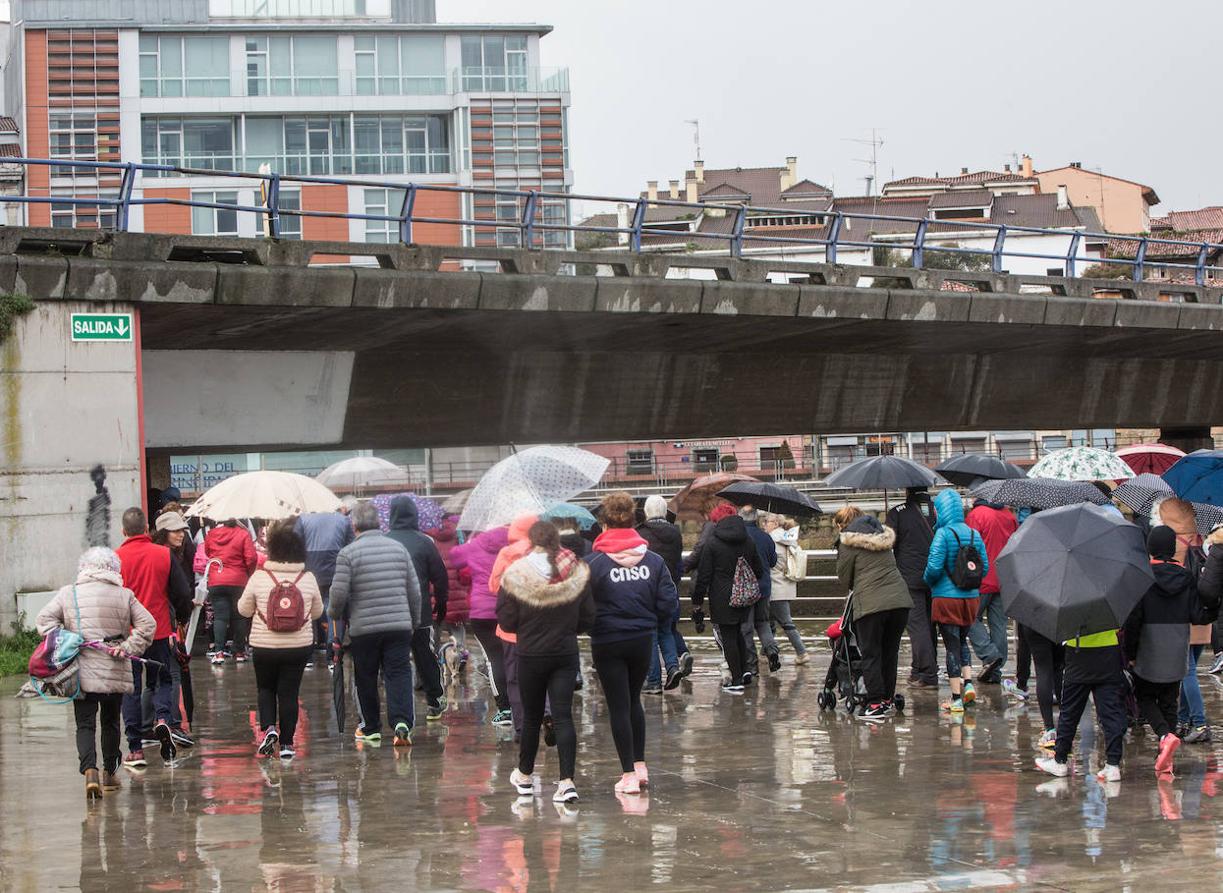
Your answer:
[948,529,985,591]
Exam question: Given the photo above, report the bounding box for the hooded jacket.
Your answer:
[885,491,937,591]
[489,515,538,595]
[769,525,803,601]
[116,534,193,639]
[965,500,1019,596]
[744,520,778,600]
[923,490,989,601]
[837,516,913,621]
[386,495,449,626]
[296,512,354,589]
[36,576,156,694]
[452,527,510,621]
[328,530,421,637]
[636,518,684,584]
[692,516,766,626]
[585,528,679,644]
[496,550,594,656]
[204,524,259,589]
[1123,559,1209,683]
[428,520,471,625]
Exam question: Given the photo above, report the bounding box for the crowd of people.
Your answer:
[33,479,1223,804]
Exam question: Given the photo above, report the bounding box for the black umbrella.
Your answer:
[935,453,1027,488]
[997,503,1153,643]
[717,481,823,517]
[332,620,347,735]
[974,476,1110,510]
[824,456,941,491]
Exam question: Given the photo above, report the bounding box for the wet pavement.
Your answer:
[4,644,1223,892]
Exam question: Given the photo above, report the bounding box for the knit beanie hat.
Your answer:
[1147,525,1177,561]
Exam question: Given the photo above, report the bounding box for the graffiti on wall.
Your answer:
[86,465,111,547]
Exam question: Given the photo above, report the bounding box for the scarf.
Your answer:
[526,548,580,582]
[76,568,124,587]
[592,528,648,555]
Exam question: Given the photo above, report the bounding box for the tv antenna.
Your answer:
[685,119,701,160]
[843,128,884,196]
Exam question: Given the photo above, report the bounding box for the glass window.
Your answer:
[363,187,405,243]
[183,36,230,96]
[182,118,235,169]
[293,35,338,95]
[400,35,445,93]
[191,190,240,236]
[277,190,301,240]
[244,116,283,171]
[142,35,226,98]
[248,34,337,96]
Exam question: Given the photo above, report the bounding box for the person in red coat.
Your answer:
[116,507,193,766]
[204,519,259,664]
[965,498,1018,683]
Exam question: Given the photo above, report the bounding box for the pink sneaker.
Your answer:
[614,774,641,794]
[1155,733,1181,774]
[634,762,649,787]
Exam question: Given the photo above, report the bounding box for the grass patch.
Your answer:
[0,618,40,677]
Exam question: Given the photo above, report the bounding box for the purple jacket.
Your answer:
[452,527,509,620]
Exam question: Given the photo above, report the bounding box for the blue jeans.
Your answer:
[122,638,175,750]
[1179,644,1207,727]
[968,591,1007,666]
[647,607,685,685]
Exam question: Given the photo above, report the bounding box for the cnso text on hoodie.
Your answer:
[585,528,679,644]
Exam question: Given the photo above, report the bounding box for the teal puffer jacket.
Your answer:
[922,489,988,600]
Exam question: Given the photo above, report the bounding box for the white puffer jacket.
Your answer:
[36,578,156,694]
[769,526,804,602]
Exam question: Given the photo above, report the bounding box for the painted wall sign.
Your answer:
[71,313,133,342]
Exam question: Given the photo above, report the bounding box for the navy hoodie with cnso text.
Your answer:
[584,528,679,645]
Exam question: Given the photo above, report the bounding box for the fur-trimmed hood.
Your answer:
[1208,526,1223,548]
[840,516,896,552]
[502,553,590,608]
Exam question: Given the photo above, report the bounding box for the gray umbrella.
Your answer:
[1112,473,1173,515]
[997,504,1153,643]
[973,476,1109,510]
[824,456,941,490]
[935,453,1028,488]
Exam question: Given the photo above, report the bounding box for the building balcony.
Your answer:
[451,66,569,95]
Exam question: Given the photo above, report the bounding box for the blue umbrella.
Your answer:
[542,503,598,530]
[1163,449,1223,508]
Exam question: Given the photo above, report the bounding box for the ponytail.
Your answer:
[528,520,563,578]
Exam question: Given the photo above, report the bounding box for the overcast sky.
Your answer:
[447,0,1216,217]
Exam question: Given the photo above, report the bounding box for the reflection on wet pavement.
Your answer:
[4,645,1223,891]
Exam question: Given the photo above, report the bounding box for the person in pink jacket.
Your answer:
[204,519,259,665]
[453,526,511,725]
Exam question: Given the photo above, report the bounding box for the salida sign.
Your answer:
[71,313,134,342]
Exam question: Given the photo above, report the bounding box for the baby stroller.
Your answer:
[816,592,905,714]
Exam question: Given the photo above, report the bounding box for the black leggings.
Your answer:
[1022,625,1064,730]
[856,607,909,703]
[715,622,746,683]
[518,652,579,780]
[471,619,510,711]
[210,585,248,653]
[591,634,653,773]
[1134,675,1180,738]
[252,646,311,746]
[74,692,123,775]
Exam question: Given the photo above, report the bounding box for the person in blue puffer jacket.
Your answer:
[923,489,989,714]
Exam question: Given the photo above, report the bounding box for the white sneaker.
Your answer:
[1096,764,1121,783]
[1002,679,1028,700]
[1035,756,1069,777]
[1210,653,1223,675]
[552,782,579,804]
[510,768,535,796]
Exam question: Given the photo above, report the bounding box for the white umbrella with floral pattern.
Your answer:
[1029,447,1135,482]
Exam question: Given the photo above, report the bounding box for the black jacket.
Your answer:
[885,493,937,591]
[637,519,684,584]
[1123,560,1209,683]
[559,531,591,558]
[691,516,766,625]
[386,495,449,625]
[1200,530,1223,610]
[496,555,594,657]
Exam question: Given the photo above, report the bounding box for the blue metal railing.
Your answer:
[7,157,1223,286]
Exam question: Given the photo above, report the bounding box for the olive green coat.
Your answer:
[837,523,913,621]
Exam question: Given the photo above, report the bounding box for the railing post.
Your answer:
[398,183,418,245]
[1065,232,1082,278]
[825,212,842,265]
[912,219,928,268]
[520,189,539,250]
[265,172,281,239]
[1196,243,1210,287]
[730,206,747,258]
[991,225,1007,274]
[1133,237,1148,282]
[115,162,136,232]
[629,198,645,252]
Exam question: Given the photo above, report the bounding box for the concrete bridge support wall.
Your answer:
[0,301,141,630]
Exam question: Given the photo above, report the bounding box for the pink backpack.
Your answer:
[257,569,307,633]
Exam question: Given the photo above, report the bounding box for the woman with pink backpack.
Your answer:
[238,522,323,761]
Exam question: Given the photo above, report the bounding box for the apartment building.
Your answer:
[3,0,572,249]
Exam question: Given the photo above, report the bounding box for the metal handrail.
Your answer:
[9,156,1223,285]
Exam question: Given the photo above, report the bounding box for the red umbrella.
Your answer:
[1115,443,1186,477]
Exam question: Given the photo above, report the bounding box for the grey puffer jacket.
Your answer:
[36,577,156,694]
[328,531,421,638]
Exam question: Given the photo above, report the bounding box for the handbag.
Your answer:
[25,587,84,703]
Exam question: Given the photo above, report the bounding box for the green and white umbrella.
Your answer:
[1029,447,1135,482]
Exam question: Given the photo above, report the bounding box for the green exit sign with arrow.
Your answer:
[71,313,133,342]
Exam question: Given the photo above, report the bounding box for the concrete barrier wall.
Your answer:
[0,301,141,630]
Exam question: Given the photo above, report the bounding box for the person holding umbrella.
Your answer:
[922,490,988,713]
[764,514,810,664]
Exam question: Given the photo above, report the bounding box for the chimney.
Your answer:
[1004,163,1011,172]
[694,160,705,184]
[615,202,630,246]
[780,156,797,192]
[647,180,658,206]
[1056,184,1069,210]
[961,166,969,175]
[668,179,680,200]
[1020,154,1033,178]
[686,177,698,203]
